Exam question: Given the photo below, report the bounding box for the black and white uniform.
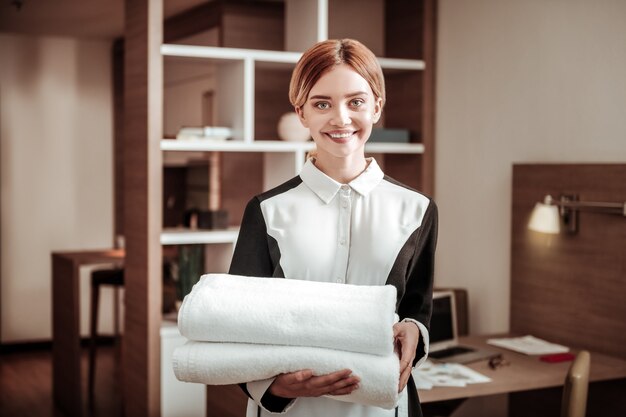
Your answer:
[229,158,438,417]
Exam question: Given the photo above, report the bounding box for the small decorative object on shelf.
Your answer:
[369,128,410,143]
[277,112,310,142]
[207,150,229,229]
[175,245,204,302]
[176,126,233,141]
[184,208,230,230]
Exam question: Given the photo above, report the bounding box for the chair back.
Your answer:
[561,350,590,417]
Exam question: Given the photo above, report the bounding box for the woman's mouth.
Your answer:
[324,131,356,143]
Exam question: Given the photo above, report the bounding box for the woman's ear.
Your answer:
[372,97,383,123]
[295,106,309,128]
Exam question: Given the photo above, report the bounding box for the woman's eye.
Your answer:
[350,99,365,107]
[315,102,330,110]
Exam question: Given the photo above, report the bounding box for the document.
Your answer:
[413,360,491,390]
[486,335,569,355]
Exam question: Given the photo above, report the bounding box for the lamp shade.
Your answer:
[528,201,560,234]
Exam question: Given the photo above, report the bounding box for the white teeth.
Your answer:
[328,132,353,139]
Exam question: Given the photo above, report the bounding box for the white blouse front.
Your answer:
[230,158,437,417]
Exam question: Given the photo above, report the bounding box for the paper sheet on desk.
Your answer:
[413,360,491,390]
[486,335,569,355]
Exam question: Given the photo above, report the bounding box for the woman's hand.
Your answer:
[393,321,420,392]
[268,369,360,399]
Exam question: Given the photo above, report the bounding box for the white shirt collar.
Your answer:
[300,158,384,204]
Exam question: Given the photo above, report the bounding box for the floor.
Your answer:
[0,344,122,417]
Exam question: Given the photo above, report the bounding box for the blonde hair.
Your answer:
[289,39,386,159]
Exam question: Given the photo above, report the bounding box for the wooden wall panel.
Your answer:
[222,2,284,50]
[163,1,221,44]
[206,385,247,417]
[382,154,423,192]
[385,0,436,197]
[420,0,437,198]
[113,39,124,238]
[254,67,293,141]
[123,0,163,416]
[221,153,264,227]
[511,164,626,360]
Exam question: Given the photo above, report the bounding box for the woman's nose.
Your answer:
[331,105,351,126]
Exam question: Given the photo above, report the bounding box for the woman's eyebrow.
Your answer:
[309,91,369,101]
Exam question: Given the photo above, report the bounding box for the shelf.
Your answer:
[377,57,425,71]
[161,139,314,153]
[161,44,425,71]
[162,44,301,64]
[365,142,425,154]
[161,227,239,245]
[161,139,424,154]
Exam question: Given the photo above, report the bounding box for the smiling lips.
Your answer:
[325,130,356,142]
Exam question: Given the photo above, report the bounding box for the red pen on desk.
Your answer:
[539,352,576,363]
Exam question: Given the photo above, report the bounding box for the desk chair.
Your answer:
[87,261,175,409]
[88,267,124,409]
[561,350,590,417]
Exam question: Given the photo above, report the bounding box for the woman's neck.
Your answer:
[313,152,369,184]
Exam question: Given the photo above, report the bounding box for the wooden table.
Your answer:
[419,334,626,409]
[52,249,125,417]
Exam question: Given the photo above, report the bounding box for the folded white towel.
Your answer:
[172,341,400,410]
[178,273,397,356]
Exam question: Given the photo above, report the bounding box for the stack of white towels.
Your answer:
[173,273,401,409]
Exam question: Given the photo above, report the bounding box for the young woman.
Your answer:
[229,38,438,417]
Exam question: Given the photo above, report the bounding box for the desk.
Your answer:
[52,249,124,417]
[419,334,626,407]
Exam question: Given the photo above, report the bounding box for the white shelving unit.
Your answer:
[162,43,424,144]
[161,38,427,231]
[162,139,425,196]
[161,227,239,246]
[161,320,206,417]
[161,139,424,154]
[158,1,434,415]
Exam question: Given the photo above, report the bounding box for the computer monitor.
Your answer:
[429,291,459,351]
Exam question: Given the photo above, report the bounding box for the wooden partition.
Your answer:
[511,164,626,360]
[123,0,163,415]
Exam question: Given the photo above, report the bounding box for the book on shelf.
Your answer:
[176,126,233,141]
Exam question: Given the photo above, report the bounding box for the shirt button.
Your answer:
[339,239,346,245]
[336,278,343,283]
[341,201,348,208]
[341,185,350,191]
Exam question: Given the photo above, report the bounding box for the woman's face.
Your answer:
[296,64,382,161]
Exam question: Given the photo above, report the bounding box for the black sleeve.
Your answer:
[229,197,273,277]
[228,197,293,412]
[399,201,438,364]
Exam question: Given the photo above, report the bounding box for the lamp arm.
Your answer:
[557,201,626,216]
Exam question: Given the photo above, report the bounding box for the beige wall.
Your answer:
[3,0,625,341]
[0,34,114,342]
[435,0,626,334]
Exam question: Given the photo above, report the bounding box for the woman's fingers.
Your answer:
[270,369,360,398]
[398,356,415,392]
[398,362,413,392]
[269,370,311,397]
[282,369,314,385]
[323,371,360,396]
[399,358,412,374]
[394,321,420,392]
[328,381,360,396]
[308,369,352,388]
[308,369,360,396]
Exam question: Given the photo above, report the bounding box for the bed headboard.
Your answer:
[511,164,626,359]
